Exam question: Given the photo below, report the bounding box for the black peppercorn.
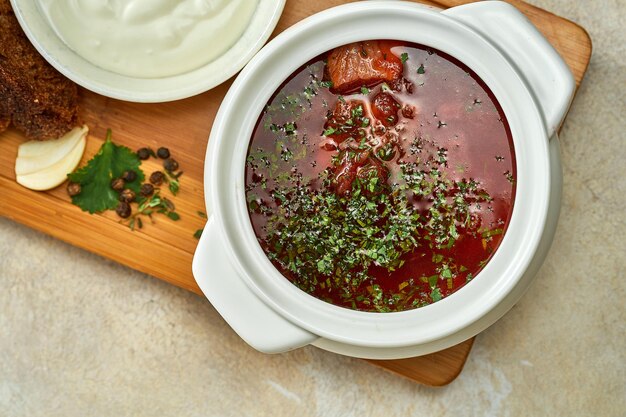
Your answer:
[116,201,131,218]
[121,170,137,182]
[111,177,125,191]
[149,171,165,185]
[67,182,81,197]
[137,148,151,160]
[163,158,179,172]
[156,147,170,159]
[119,189,136,203]
[140,183,155,197]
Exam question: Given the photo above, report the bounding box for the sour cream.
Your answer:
[38,0,259,78]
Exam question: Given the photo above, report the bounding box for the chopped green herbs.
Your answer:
[417,64,426,74]
[284,122,297,135]
[125,191,180,230]
[481,228,503,238]
[430,287,442,302]
[323,126,337,136]
[400,52,409,64]
[164,170,182,196]
[262,179,423,312]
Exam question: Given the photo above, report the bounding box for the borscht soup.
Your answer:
[245,41,516,312]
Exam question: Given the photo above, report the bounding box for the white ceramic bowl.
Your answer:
[193,1,575,359]
[9,0,285,102]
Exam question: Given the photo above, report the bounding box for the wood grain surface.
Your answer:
[0,0,591,386]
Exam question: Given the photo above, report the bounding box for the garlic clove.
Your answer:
[16,125,88,175]
[16,134,86,191]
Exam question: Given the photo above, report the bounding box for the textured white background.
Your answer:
[1,1,624,415]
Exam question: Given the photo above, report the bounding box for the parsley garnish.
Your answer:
[262,176,422,305]
[68,129,144,213]
[417,64,426,74]
[322,127,337,136]
[430,287,442,302]
[400,52,409,63]
[284,122,297,135]
[164,170,182,196]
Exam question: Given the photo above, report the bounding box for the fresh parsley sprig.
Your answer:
[164,170,182,196]
[68,129,144,213]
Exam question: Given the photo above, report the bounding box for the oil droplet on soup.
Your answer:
[245,41,516,312]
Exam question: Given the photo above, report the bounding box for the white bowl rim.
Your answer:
[205,1,552,348]
[10,0,286,103]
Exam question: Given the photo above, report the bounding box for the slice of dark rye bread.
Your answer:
[0,0,79,141]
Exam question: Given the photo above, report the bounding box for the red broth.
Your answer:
[245,41,516,312]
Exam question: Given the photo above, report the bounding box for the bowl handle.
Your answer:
[443,1,575,137]
[192,216,318,353]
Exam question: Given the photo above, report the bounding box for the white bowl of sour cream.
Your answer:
[10,0,286,102]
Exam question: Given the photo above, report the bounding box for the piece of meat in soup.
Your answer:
[327,41,403,94]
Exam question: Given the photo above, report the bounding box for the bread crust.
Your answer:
[0,0,79,140]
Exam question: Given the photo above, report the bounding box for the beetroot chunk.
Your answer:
[323,99,368,142]
[371,92,401,127]
[331,150,389,196]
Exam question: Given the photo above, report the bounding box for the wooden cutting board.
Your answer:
[0,0,591,386]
